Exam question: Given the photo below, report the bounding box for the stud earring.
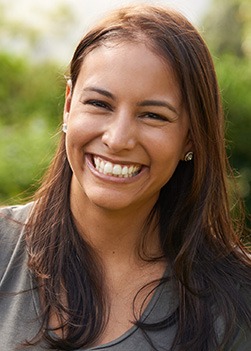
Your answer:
[62,123,67,133]
[184,151,193,161]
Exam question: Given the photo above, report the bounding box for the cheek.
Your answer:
[67,116,100,147]
[149,133,186,164]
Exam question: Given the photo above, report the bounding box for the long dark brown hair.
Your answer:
[25,5,250,350]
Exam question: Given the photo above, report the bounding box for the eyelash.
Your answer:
[142,112,169,122]
[85,99,111,110]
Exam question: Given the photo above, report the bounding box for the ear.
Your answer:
[182,131,193,159]
[63,79,72,123]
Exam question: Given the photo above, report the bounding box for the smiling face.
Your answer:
[64,42,191,214]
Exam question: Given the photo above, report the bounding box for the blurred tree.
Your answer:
[0,0,76,62]
[203,0,251,57]
[0,1,76,205]
[203,0,251,220]
[0,53,63,127]
[0,53,64,204]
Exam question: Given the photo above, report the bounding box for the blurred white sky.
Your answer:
[2,0,211,24]
[71,0,211,26]
[1,0,212,63]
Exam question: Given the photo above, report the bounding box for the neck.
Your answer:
[70,188,161,263]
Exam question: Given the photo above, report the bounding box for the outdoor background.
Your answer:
[0,0,250,226]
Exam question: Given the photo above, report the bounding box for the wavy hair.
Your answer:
[25,5,250,350]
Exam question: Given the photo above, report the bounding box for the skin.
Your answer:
[64,42,191,219]
[61,42,192,344]
[63,41,193,260]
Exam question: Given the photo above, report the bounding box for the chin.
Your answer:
[88,193,133,212]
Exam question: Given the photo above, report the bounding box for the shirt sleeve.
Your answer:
[0,203,32,282]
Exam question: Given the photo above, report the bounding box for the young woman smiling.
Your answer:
[0,4,250,351]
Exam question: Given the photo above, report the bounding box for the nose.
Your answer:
[101,112,137,152]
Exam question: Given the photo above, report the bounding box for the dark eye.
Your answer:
[144,112,168,122]
[85,99,111,110]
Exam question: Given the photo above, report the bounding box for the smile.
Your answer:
[93,156,141,178]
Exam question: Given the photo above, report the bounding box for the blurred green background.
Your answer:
[0,0,251,224]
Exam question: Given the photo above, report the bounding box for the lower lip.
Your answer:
[85,154,146,183]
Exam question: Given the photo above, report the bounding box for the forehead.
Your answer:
[75,42,181,100]
[81,39,174,73]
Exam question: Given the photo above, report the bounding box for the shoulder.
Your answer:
[0,202,34,279]
[0,201,34,245]
[0,202,33,223]
[0,202,33,235]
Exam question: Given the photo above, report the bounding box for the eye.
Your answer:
[142,112,169,122]
[84,99,111,110]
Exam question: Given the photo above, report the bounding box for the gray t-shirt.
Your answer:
[0,204,250,350]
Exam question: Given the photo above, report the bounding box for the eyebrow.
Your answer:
[82,86,179,115]
[82,87,115,100]
[138,100,179,115]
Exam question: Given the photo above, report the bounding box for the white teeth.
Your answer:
[122,166,128,176]
[94,157,100,168]
[93,156,141,178]
[128,166,134,174]
[104,162,113,174]
[113,165,122,175]
[100,160,104,171]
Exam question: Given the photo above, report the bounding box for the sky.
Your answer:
[1,0,212,63]
[73,0,212,26]
[2,0,212,24]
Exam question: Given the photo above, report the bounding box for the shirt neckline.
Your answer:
[30,265,170,350]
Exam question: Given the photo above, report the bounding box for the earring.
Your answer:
[62,123,67,133]
[184,151,193,161]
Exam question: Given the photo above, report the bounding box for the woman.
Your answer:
[0,4,250,351]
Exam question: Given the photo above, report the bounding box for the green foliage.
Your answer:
[216,55,251,216]
[203,0,243,57]
[216,55,251,165]
[0,53,64,126]
[203,0,251,220]
[0,53,65,205]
